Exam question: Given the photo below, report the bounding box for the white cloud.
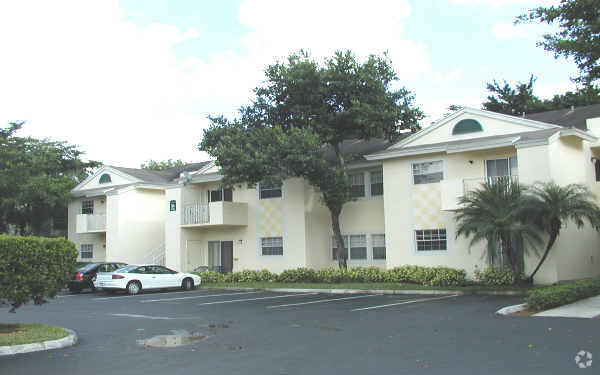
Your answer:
[0,0,430,166]
[492,22,530,40]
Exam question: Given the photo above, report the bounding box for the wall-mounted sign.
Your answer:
[169,200,176,211]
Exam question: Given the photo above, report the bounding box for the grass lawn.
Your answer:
[0,323,67,347]
[201,282,532,294]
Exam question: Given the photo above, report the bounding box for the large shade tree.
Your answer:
[0,122,99,236]
[200,50,423,268]
[517,0,600,85]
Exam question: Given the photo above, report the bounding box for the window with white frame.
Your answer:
[332,235,349,260]
[370,170,383,196]
[80,244,93,259]
[261,237,283,255]
[372,234,386,259]
[349,234,367,260]
[349,173,365,198]
[81,200,94,214]
[486,157,518,181]
[259,183,282,199]
[415,229,447,251]
[208,188,232,202]
[412,161,443,184]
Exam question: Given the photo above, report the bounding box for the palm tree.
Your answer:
[527,182,600,282]
[455,178,541,275]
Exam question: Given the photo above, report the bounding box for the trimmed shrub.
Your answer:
[0,235,78,312]
[474,266,521,286]
[194,265,467,287]
[526,278,600,311]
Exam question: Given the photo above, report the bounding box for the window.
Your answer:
[99,173,111,184]
[349,173,365,198]
[349,235,367,260]
[372,234,386,260]
[259,183,282,199]
[332,235,349,260]
[81,200,94,214]
[413,161,443,184]
[208,188,232,202]
[452,119,483,135]
[370,170,383,196]
[486,157,518,182]
[80,244,93,259]
[415,229,447,251]
[261,237,283,255]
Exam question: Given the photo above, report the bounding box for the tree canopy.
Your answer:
[517,0,600,85]
[0,122,99,236]
[140,159,185,171]
[482,74,600,115]
[200,50,424,268]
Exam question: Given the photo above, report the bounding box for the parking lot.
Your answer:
[2,288,599,374]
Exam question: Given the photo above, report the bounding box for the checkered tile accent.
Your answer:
[411,184,445,229]
[258,199,283,237]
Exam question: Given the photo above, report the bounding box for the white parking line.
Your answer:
[93,290,212,301]
[110,313,175,320]
[267,294,378,309]
[140,291,261,303]
[351,294,460,311]
[197,292,319,306]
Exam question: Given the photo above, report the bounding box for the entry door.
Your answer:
[207,241,221,271]
[221,241,233,274]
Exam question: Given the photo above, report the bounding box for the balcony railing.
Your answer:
[76,213,106,233]
[182,201,248,226]
[441,176,519,211]
[183,204,210,225]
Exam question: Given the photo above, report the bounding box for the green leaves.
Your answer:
[516,0,600,85]
[0,122,100,236]
[0,235,78,312]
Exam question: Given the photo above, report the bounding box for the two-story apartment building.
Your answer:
[69,104,600,284]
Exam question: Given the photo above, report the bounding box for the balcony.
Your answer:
[441,176,519,211]
[76,213,106,233]
[182,201,248,227]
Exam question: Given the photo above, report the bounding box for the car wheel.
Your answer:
[127,281,141,295]
[182,278,194,291]
[69,287,81,294]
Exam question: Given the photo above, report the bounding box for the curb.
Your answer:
[496,303,528,316]
[0,328,78,356]
[201,286,527,296]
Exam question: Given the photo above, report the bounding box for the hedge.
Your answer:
[525,278,600,311]
[194,265,467,287]
[0,235,78,312]
[474,266,522,286]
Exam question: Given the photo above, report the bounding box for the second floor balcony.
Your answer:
[76,213,106,233]
[441,176,519,211]
[182,201,248,227]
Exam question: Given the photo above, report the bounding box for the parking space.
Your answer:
[4,288,600,375]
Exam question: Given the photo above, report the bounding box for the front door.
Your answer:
[221,241,233,274]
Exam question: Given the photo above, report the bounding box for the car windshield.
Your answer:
[114,265,138,273]
[77,263,98,272]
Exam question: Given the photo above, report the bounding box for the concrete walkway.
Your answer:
[533,295,600,318]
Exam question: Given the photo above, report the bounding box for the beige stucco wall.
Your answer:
[68,196,108,262]
[403,113,546,148]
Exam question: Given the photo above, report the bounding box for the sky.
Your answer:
[0,0,580,167]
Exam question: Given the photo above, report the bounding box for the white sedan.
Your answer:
[95,264,202,295]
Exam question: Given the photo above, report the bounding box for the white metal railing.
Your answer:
[146,244,165,266]
[463,176,519,194]
[183,203,209,225]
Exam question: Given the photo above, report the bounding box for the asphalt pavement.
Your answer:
[1,288,598,374]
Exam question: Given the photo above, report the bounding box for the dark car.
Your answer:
[69,262,127,293]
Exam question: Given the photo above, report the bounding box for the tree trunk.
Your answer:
[331,208,347,269]
[528,219,561,283]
